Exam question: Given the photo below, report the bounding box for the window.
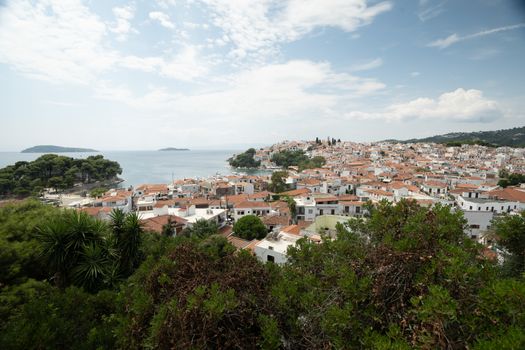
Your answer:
[469,206,473,210]
[356,207,361,213]
[470,224,480,229]
[331,209,335,215]
[267,255,275,263]
[268,246,273,250]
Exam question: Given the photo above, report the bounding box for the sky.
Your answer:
[1,0,524,151]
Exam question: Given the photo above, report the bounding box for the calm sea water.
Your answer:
[0,150,261,187]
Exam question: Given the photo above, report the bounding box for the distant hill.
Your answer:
[389,126,525,147]
[158,147,190,151]
[21,145,98,153]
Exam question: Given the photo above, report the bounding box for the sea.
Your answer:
[0,150,266,187]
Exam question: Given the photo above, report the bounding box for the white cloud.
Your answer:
[418,0,447,22]
[346,88,503,123]
[119,45,209,81]
[0,0,117,84]
[155,0,178,9]
[149,11,175,29]
[201,0,392,59]
[350,58,383,72]
[96,60,386,120]
[0,0,210,84]
[428,23,525,49]
[109,5,136,41]
[410,71,420,77]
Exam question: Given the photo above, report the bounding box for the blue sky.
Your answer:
[1,0,524,151]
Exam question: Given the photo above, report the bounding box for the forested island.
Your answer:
[0,154,122,197]
[158,147,190,151]
[21,145,98,153]
[1,200,524,348]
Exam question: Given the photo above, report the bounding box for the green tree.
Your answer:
[37,210,108,290]
[116,212,143,277]
[114,240,273,349]
[269,171,288,193]
[228,148,261,168]
[161,216,177,237]
[492,211,525,277]
[233,215,267,240]
[184,219,219,239]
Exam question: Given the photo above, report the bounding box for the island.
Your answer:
[21,145,98,153]
[158,147,190,151]
[0,154,122,197]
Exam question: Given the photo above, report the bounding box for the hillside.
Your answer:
[392,126,525,147]
[21,145,98,153]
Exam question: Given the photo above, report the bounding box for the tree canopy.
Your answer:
[228,148,261,168]
[1,200,525,349]
[268,170,288,193]
[271,149,326,170]
[233,215,267,240]
[182,219,219,239]
[0,154,122,197]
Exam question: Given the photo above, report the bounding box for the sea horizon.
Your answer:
[0,149,267,187]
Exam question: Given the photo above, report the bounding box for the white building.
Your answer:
[254,229,303,264]
[295,196,316,222]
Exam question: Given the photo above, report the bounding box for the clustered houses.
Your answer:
[74,139,525,264]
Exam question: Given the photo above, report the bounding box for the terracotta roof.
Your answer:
[281,225,301,235]
[280,188,311,197]
[219,225,233,237]
[262,215,290,226]
[423,181,447,188]
[234,201,272,209]
[227,236,253,249]
[141,215,187,233]
[488,187,525,203]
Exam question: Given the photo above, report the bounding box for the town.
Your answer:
[58,139,525,265]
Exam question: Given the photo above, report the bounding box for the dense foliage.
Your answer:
[228,148,261,168]
[271,149,326,170]
[0,154,122,197]
[233,214,267,240]
[1,200,525,349]
[269,170,288,193]
[497,169,525,188]
[445,140,496,147]
[182,218,219,239]
[491,212,525,277]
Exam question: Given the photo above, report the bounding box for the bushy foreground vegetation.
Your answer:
[0,154,122,197]
[1,200,524,349]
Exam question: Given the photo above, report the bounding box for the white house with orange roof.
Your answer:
[232,201,273,221]
[421,181,448,198]
[253,225,304,264]
[93,189,132,213]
